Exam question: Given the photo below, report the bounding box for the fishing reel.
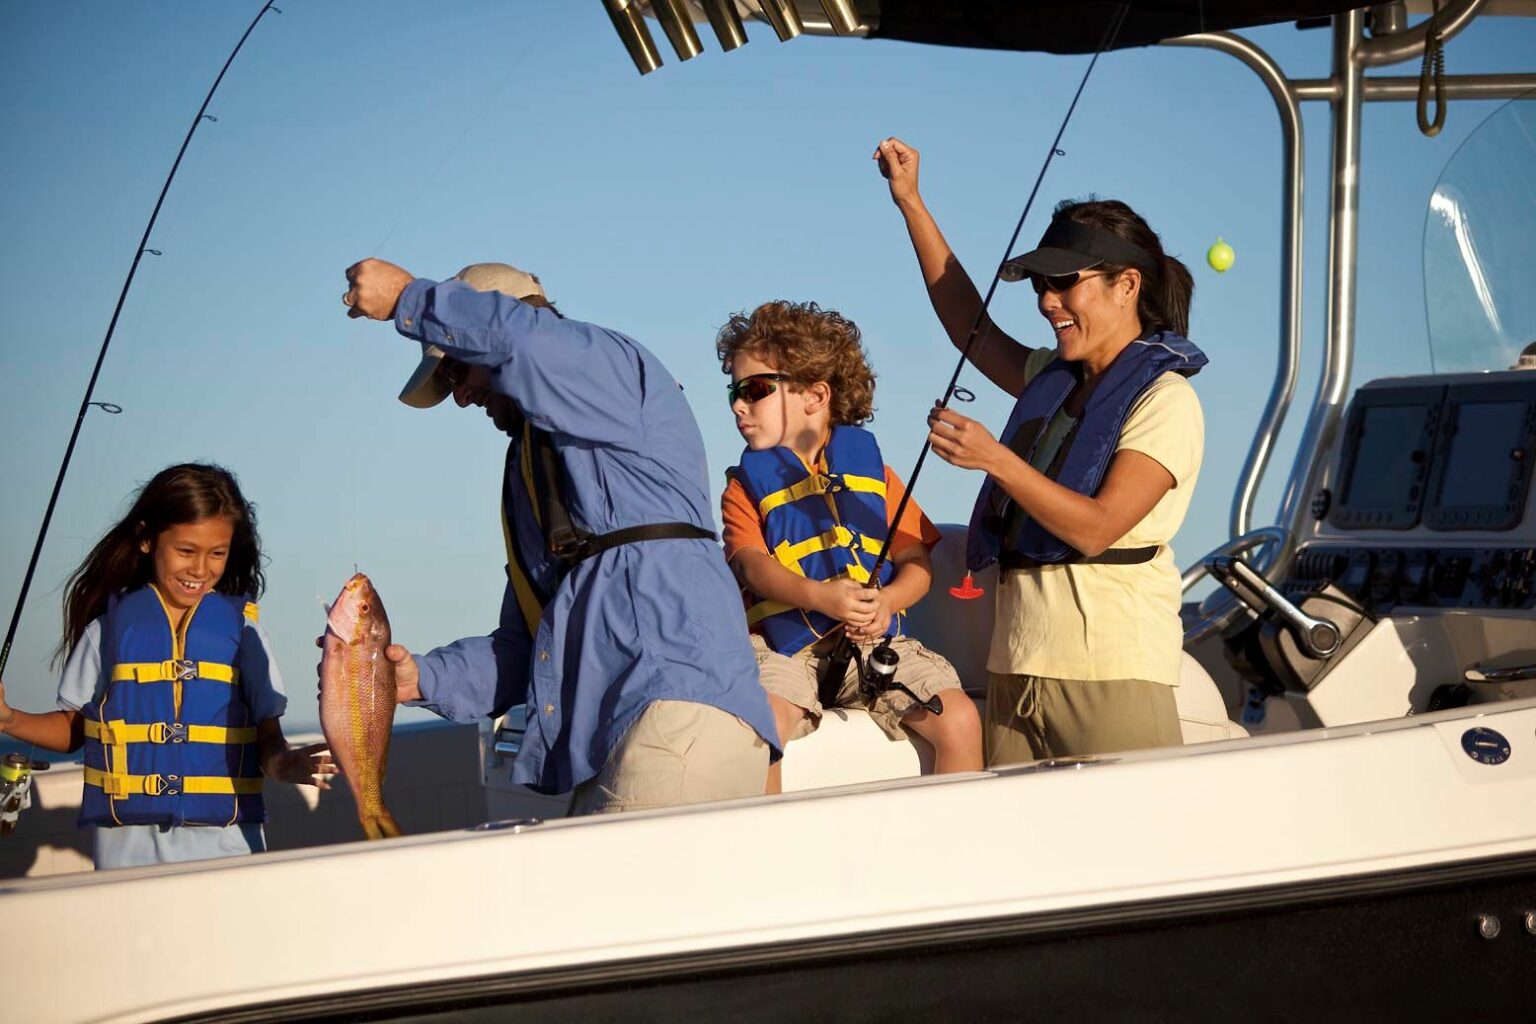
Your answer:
[1,752,49,838]
[851,638,942,716]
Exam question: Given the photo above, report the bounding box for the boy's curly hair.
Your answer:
[715,300,876,426]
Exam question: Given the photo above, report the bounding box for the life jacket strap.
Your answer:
[1000,545,1161,571]
[84,720,257,746]
[756,471,885,518]
[83,766,262,798]
[110,660,236,684]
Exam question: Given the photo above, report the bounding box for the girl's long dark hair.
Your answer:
[1054,198,1194,337]
[55,463,264,664]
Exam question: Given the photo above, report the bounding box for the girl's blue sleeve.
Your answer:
[394,279,646,446]
[237,619,289,722]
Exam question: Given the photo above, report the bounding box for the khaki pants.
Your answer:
[569,700,769,815]
[752,633,962,741]
[986,673,1182,766]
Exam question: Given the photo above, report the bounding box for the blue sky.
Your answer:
[2,2,1533,732]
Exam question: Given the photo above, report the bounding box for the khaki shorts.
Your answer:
[752,633,962,742]
[986,673,1182,766]
[570,700,769,815]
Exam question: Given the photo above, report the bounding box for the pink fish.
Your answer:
[320,573,401,839]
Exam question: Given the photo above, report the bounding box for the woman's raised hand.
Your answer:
[928,404,1003,473]
[873,136,923,208]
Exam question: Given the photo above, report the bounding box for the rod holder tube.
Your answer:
[651,0,704,61]
[817,0,861,35]
[757,0,804,41]
[701,0,748,50]
[603,0,664,75]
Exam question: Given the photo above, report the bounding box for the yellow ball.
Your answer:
[1207,237,1235,273]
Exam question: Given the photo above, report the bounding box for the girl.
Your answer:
[0,463,335,868]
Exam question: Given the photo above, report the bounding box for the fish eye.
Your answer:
[359,601,370,613]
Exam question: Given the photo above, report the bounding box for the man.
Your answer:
[342,258,778,812]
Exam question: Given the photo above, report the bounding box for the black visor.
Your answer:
[1000,219,1156,282]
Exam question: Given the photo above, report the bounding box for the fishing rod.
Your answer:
[818,1,1134,710]
[0,1,281,680]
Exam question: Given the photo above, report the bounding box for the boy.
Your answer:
[716,300,982,793]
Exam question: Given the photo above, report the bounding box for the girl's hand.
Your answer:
[0,678,14,732]
[815,579,881,629]
[846,589,897,642]
[928,405,1003,472]
[266,742,338,789]
[873,136,923,209]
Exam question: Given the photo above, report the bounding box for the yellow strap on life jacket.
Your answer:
[110,660,236,684]
[243,602,260,622]
[838,473,887,498]
[744,598,798,627]
[757,474,831,518]
[83,766,262,798]
[84,720,257,745]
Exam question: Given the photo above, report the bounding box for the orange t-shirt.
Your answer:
[721,463,941,566]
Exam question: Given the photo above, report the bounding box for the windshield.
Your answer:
[1423,92,1536,373]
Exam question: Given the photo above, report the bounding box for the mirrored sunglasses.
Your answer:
[1030,269,1106,295]
[727,373,792,406]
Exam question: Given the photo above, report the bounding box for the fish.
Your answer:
[319,572,402,839]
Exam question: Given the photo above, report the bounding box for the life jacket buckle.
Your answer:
[148,722,188,744]
[143,773,181,797]
[172,659,197,682]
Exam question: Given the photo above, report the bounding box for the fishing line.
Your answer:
[0,1,282,680]
[869,0,1133,586]
[820,1,1133,694]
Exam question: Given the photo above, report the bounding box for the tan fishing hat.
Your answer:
[397,263,549,409]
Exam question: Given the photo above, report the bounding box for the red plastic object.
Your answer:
[948,573,984,600]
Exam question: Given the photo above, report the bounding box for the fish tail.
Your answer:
[361,807,403,840]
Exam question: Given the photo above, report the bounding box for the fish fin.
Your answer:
[360,808,403,841]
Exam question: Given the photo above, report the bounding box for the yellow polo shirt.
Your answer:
[987,349,1204,686]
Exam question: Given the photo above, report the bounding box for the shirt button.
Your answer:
[403,318,413,326]
[443,331,453,341]
[543,704,555,715]
[538,650,549,662]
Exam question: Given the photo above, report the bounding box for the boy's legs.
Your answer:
[749,634,819,794]
[863,636,982,774]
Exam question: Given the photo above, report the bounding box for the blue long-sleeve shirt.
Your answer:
[394,278,778,793]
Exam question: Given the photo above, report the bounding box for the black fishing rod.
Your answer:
[819,2,1133,710]
[0,1,281,680]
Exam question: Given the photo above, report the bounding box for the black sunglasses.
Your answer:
[727,373,792,406]
[1030,269,1107,295]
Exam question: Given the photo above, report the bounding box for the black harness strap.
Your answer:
[1000,545,1160,571]
[525,423,715,571]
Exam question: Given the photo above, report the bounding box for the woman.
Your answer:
[874,136,1206,764]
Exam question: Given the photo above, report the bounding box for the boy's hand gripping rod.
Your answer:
[815,3,1130,711]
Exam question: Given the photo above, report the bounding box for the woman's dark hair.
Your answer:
[56,463,265,663]
[1054,197,1194,337]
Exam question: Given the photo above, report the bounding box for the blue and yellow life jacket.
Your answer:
[731,425,897,656]
[79,586,265,828]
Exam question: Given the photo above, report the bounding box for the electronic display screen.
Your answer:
[1340,403,1431,508]
[1434,400,1527,507]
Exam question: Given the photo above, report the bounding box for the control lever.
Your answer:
[1208,555,1342,659]
[1464,662,1536,684]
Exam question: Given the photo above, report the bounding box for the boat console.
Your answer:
[1213,370,1536,728]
